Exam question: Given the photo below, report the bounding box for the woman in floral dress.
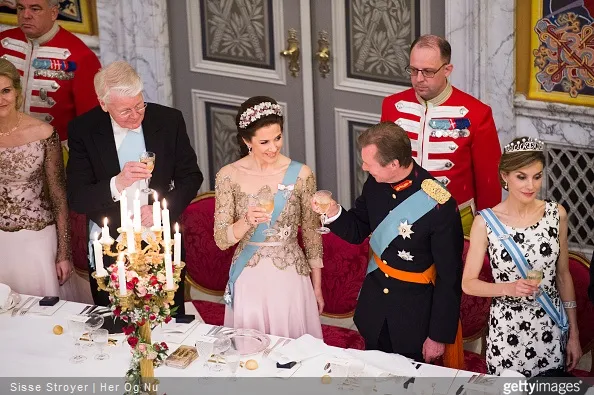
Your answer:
[462,137,581,377]
[214,96,323,339]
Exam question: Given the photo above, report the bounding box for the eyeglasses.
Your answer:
[404,63,448,78]
[118,102,147,117]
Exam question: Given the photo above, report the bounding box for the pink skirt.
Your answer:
[224,257,323,339]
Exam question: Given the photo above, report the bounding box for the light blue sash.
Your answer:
[224,161,303,307]
[479,208,568,333]
[366,188,439,274]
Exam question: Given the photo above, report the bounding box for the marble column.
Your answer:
[97,0,172,106]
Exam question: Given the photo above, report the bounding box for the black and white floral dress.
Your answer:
[482,201,564,377]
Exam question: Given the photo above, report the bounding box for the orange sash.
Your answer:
[373,253,464,370]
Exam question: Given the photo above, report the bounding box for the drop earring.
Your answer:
[247,145,252,155]
[504,180,508,190]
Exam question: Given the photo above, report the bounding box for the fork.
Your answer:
[12,296,34,317]
[263,337,283,357]
[20,297,39,315]
[206,325,221,336]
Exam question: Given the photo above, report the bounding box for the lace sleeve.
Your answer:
[300,172,323,268]
[214,172,238,250]
[44,131,72,263]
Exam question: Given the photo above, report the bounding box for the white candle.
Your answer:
[152,192,161,229]
[117,253,127,296]
[162,198,171,249]
[126,224,136,254]
[101,217,110,240]
[133,189,142,232]
[93,232,106,277]
[173,223,181,266]
[119,190,127,230]
[164,250,173,290]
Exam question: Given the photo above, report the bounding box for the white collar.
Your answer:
[110,116,141,134]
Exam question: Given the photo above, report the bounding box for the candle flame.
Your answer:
[103,217,108,227]
[175,222,179,233]
[162,198,167,210]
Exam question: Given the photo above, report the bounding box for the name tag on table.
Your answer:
[67,314,90,323]
[195,335,217,344]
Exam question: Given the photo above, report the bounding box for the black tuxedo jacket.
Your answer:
[328,163,463,357]
[66,103,203,312]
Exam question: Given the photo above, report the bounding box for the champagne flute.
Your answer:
[313,190,332,234]
[224,348,240,380]
[68,319,87,364]
[92,329,109,360]
[258,191,277,236]
[139,151,156,193]
[526,268,543,305]
[84,313,104,347]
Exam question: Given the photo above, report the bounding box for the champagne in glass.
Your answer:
[527,269,544,302]
[258,191,278,236]
[140,151,156,193]
[313,190,333,234]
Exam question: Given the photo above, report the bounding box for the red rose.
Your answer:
[126,281,134,290]
[138,318,146,326]
[149,276,158,286]
[144,294,152,300]
[127,336,139,348]
[149,314,156,321]
[154,344,160,351]
[122,315,129,322]
[110,274,117,282]
[144,305,151,312]
[160,342,168,350]
[123,325,135,335]
[113,307,121,317]
[131,277,139,286]
[164,315,172,324]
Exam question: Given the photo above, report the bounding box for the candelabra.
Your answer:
[92,225,184,383]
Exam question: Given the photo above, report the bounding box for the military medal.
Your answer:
[398,250,414,261]
[429,118,471,138]
[398,220,414,239]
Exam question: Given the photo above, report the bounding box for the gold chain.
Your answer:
[0,112,22,137]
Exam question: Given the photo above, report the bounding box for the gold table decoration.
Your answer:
[92,224,184,393]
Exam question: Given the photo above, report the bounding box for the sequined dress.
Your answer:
[214,162,323,339]
[483,201,564,377]
[0,131,73,298]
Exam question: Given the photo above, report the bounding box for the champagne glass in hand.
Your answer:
[313,190,332,234]
[258,190,277,237]
[526,268,543,305]
[139,151,156,193]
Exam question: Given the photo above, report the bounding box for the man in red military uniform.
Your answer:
[0,0,101,143]
[381,35,501,234]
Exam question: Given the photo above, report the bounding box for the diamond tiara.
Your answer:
[503,137,544,154]
[238,102,283,129]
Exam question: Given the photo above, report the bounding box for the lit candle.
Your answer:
[173,223,181,266]
[152,192,161,229]
[164,249,173,290]
[93,232,106,277]
[133,189,142,232]
[101,217,110,240]
[162,198,171,249]
[119,190,127,230]
[117,253,127,296]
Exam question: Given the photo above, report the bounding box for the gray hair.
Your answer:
[93,61,143,103]
[47,0,60,6]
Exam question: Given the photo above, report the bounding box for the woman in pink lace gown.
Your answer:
[0,59,75,299]
[214,96,324,339]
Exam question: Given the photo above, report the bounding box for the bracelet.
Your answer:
[562,301,577,309]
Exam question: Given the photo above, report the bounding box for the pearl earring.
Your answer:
[247,145,252,154]
[504,180,508,190]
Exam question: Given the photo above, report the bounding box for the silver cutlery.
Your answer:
[20,297,39,315]
[87,305,98,314]
[12,296,34,317]
[205,325,220,336]
[79,305,91,315]
[263,337,283,357]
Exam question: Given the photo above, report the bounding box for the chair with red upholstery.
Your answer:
[181,192,235,325]
[567,252,594,377]
[460,236,493,374]
[70,210,89,277]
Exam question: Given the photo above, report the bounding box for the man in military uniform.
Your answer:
[0,0,101,143]
[381,34,501,235]
[315,122,464,367]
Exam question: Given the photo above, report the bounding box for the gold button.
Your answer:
[392,194,396,199]
[382,260,387,264]
[385,273,389,278]
[383,288,389,294]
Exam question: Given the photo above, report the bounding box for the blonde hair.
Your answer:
[94,61,143,103]
[0,58,23,109]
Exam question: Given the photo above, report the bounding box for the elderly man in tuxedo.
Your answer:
[66,61,203,315]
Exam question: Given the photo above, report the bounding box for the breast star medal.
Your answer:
[398,250,414,261]
[398,220,414,239]
[278,225,292,240]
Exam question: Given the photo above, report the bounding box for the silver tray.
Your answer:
[216,328,271,356]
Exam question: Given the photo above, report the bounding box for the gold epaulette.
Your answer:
[421,179,450,204]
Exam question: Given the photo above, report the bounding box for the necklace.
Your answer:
[0,113,22,137]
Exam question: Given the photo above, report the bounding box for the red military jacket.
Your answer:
[381,84,502,212]
[0,23,101,141]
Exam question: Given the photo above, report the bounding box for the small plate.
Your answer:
[216,328,271,356]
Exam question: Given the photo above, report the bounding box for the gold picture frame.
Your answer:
[0,0,97,36]
[527,0,594,107]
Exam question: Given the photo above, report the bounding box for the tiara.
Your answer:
[238,102,283,129]
[503,137,544,154]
